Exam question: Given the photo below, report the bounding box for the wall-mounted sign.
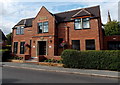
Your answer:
[39,17,48,21]
[33,46,35,48]
[40,37,44,40]
[49,46,52,48]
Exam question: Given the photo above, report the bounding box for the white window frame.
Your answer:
[74,18,90,30]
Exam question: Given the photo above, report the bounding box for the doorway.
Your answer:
[38,41,47,55]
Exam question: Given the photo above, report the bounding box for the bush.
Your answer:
[61,49,120,71]
[44,59,63,64]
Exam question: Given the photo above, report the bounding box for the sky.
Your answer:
[0,0,119,35]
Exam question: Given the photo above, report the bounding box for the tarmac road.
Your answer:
[2,66,119,84]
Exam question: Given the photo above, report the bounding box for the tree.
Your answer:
[104,20,120,36]
[6,33,12,45]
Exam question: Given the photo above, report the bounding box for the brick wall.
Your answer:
[103,35,120,50]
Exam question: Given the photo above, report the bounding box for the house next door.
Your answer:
[38,41,47,55]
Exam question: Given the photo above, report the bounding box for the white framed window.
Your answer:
[38,21,48,33]
[75,19,82,29]
[74,18,90,29]
[16,26,24,35]
[83,18,90,28]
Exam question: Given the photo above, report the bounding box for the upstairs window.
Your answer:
[74,18,90,29]
[83,18,90,28]
[75,19,82,29]
[38,21,48,33]
[16,26,24,35]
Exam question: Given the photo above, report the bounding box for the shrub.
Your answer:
[61,49,120,71]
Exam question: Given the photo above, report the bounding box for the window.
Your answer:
[83,18,90,28]
[20,42,25,54]
[72,40,80,50]
[108,41,120,50]
[75,19,82,29]
[13,42,18,54]
[38,23,42,33]
[43,22,48,32]
[21,26,24,34]
[16,26,24,35]
[86,40,95,50]
[38,21,48,33]
[74,18,90,29]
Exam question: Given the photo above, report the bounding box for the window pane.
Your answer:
[13,42,18,54]
[83,18,90,28]
[75,19,82,29]
[20,27,24,34]
[20,42,25,54]
[43,22,48,33]
[16,27,20,35]
[38,23,42,33]
[72,40,80,50]
[86,40,95,50]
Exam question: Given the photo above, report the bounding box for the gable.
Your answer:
[72,8,92,18]
[34,6,54,20]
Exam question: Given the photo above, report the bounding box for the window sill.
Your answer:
[74,29,82,30]
[74,28,90,30]
[83,28,90,29]
[16,34,24,35]
[38,32,49,34]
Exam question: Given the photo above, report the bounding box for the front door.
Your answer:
[38,41,47,55]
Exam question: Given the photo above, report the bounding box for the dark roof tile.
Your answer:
[13,5,100,28]
[54,5,100,22]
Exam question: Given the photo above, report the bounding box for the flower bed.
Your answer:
[39,62,63,67]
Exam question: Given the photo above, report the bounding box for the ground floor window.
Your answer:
[72,40,80,50]
[20,42,25,54]
[13,42,18,54]
[86,39,95,50]
[108,41,120,50]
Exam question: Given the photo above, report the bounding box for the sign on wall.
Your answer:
[39,17,48,21]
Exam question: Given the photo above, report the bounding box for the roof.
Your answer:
[0,29,7,41]
[13,18,34,29]
[54,5,100,22]
[13,5,100,28]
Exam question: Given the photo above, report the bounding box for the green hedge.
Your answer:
[61,49,120,71]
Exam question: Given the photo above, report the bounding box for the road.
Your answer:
[2,66,119,83]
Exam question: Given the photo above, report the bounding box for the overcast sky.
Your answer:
[0,0,119,35]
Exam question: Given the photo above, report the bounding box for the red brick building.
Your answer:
[12,5,120,61]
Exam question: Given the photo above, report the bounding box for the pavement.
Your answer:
[2,62,120,79]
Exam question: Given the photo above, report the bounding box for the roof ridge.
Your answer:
[21,17,35,21]
[54,5,99,15]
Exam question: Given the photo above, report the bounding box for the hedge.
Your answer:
[61,49,120,71]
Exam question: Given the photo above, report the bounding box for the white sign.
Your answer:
[33,46,35,48]
[49,46,52,48]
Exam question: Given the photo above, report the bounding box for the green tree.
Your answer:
[6,32,12,45]
[104,20,120,36]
